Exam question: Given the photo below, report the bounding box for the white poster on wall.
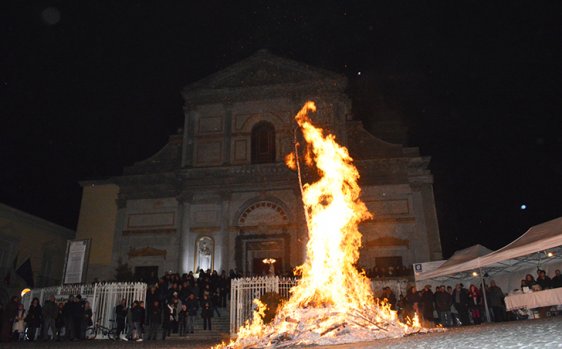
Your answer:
[63,239,89,284]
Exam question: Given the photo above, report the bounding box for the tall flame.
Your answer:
[220,101,423,349]
[285,101,373,311]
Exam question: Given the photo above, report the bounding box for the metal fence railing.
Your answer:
[22,282,146,339]
[229,276,410,336]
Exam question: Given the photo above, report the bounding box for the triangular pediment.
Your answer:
[183,50,345,97]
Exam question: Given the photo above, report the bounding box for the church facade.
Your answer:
[76,51,442,282]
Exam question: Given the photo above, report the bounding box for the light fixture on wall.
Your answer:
[263,258,277,276]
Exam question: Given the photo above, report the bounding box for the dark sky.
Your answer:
[2,1,561,258]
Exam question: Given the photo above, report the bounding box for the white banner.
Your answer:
[63,240,89,284]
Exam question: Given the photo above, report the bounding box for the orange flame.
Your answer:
[220,101,426,348]
[286,101,373,311]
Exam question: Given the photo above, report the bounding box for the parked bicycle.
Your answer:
[85,320,118,340]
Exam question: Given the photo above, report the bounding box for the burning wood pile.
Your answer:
[219,102,431,349]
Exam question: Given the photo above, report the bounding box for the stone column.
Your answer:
[223,106,232,165]
[410,185,431,262]
[181,108,195,168]
[177,192,193,274]
[418,183,443,260]
[216,191,232,272]
[111,196,129,274]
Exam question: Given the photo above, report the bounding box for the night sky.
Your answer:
[2,1,561,258]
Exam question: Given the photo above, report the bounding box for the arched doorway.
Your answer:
[234,200,291,276]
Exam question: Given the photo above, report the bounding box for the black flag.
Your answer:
[15,258,34,288]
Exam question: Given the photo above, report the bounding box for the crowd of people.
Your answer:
[119,269,231,341]
[1,267,560,342]
[379,282,508,327]
[365,265,414,278]
[520,269,562,290]
[0,269,233,343]
[0,294,93,342]
[379,268,562,327]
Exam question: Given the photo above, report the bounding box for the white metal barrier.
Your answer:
[22,282,147,338]
[371,279,410,298]
[229,276,298,335]
[229,276,410,336]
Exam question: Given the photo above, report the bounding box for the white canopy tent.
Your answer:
[417,217,562,284]
[414,244,493,290]
[415,217,562,322]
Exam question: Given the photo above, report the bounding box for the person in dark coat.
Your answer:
[130,301,144,341]
[145,286,158,315]
[487,280,506,322]
[84,301,93,329]
[452,283,470,326]
[404,286,421,323]
[162,303,176,340]
[178,304,188,336]
[55,303,65,341]
[186,293,199,334]
[552,269,562,288]
[434,286,453,327]
[536,270,552,290]
[115,298,128,339]
[25,297,42,341]
[73,295,85,339]
[139,301,146,338]
[1,296,19,342]
[420,285,435,324]
[147,300,161,340]
[62,296,74,340]
[219,270,230,308]
[200,294,213,331]
[42,295,58,340]
[381,287,397,310]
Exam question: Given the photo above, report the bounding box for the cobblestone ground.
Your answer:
[2,317,562,349]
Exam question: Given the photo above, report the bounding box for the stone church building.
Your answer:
[75,50,442,282]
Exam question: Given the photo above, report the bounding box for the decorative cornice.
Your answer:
[364,236,410,248]
[123,228,176,236]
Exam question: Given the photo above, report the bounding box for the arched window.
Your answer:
[251,122,276,164]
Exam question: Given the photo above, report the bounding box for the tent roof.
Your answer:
[416,244,492,280]
[482,216,562,263]
[437,244,492,269]
[417,216,562,281]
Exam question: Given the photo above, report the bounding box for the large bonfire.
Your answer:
[222,102,424,349]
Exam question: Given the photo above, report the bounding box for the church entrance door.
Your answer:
[134,266,158,283]
[235,233,290,276]
[252,257,283,276]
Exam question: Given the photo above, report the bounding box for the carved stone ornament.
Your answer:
[128,246,167,259]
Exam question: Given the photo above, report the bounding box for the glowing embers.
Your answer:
[220,101,425,349]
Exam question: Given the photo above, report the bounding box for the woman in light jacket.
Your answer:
[12,303,25,341]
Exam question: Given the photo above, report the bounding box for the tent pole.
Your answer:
[479,267,491,323]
